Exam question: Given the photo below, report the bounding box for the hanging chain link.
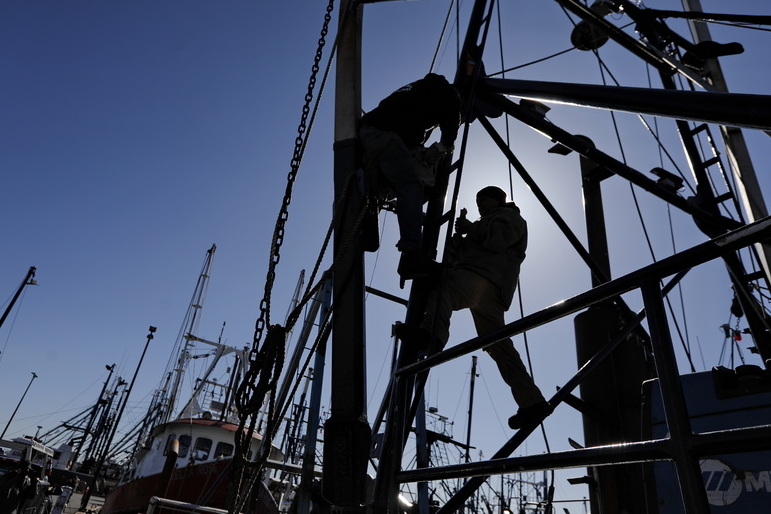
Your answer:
[229,171,371,512]
[228,1,336,511]
[250,0,335,360]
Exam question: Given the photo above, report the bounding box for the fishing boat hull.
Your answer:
[101,458,277,513]
[101,418,280,514]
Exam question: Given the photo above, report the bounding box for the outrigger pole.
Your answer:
[0,266,37,332]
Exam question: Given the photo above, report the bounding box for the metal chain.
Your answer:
[228,2,336,511]
[250,0,335,361]
[234,170,366,452]
[231,178,371,512]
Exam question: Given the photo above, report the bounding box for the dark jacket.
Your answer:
[450,203,527,308]
[360,73,460,148]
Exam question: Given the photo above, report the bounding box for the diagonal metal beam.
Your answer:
[478,90,740,233]
[552,0,713,89]
[399,216,771,379]
[400,424,771,483]
[483,77,771,131]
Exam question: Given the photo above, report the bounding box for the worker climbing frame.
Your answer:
[319,0,771,513]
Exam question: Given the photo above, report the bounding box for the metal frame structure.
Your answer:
[392,217,771,513]
[324,0,771,512]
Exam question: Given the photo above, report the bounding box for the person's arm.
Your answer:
[439,83,461,147]
[438,109,460,147]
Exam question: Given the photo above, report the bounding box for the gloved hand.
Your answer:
[423,141,454,166]
[454,207,471,235]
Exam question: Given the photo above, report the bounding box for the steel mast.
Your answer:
[323,1,370,512]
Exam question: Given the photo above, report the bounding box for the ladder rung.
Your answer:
[745,270,767,282]
[699,156,721,169]
[438,210,454,226]
[688,123,708,137]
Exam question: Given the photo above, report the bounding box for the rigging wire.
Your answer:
[489,46,576,77]
[614,82,695,194]
[642,57,699,370]
[364,213,396,409]
[592,49,661,261]
[478,366,508,434]
[670,54,771,349]
[447,364,469,437]
[494,0,555,461]
[430,0,457,73]
[488,22,635,77]
[560,6,704,371]
[490,1,556,509]
[562,8,697,194]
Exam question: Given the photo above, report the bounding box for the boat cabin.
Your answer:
[0,436,55,476]
[131,418,283,480]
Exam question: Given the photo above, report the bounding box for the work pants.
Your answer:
[422,267,545,408]
[359,125,423,251]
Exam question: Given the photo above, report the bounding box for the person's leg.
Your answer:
[359,127,423,251]
[420,269,482,349]
[467,281,545,409]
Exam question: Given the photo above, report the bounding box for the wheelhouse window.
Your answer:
[178,435,191,459]
[163,434,176,456]
[192,437,212,461]
[213,442,233,459]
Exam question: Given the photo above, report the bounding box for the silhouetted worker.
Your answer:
[359,73,460,280]
[401,186,552,429]
[0,460,32,514]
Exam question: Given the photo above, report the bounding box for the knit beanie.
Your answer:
[476,186,507,203]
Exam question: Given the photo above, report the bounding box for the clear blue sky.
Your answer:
[2,0,769,508]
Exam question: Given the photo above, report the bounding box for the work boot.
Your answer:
[394,323,433,354]
[508,401,553,430]
[397,250,441,280]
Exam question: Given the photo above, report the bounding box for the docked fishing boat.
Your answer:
[100,246,283,514]
[0,436,57,514]
[101,418,281,513]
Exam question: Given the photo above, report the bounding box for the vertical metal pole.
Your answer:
[640,280,710,512]
[575,143,651,513]
[0,371,38,440]
[415,396,430,514]
[72,364,116,464]
[81,326,156,509]
[579,150,611,288]
[499,475,504,514]
[323,0,370,510]
[373,341,429,513]
[164,245,216,425]
[83,380,123,466]
[464,356,477,463]
[295,279,332,514]
[274,275,329,418]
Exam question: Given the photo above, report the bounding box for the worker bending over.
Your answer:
[359,73,460,280]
